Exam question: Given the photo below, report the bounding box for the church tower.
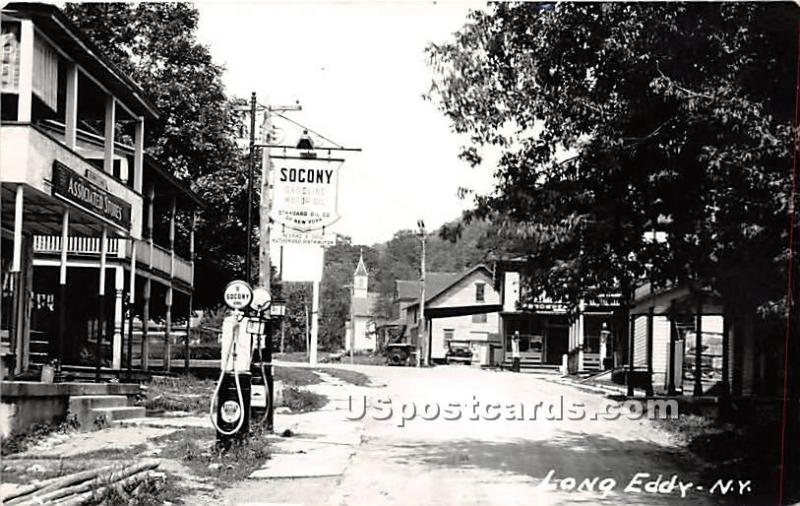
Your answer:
[353,250,368,299]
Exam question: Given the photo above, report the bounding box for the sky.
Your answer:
[194,1,495,246]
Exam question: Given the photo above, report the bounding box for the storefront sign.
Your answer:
[270,158,342,232]
[521,301,568,313]
[52,162,131,230]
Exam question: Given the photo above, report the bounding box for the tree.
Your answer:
[428,3,795,312]
[427,0,799,487]
[64,3,250,307]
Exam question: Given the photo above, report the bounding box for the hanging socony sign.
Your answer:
[270,158,342,232]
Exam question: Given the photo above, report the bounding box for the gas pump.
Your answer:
[210,310,253,444]
[211,280,255,445]
[248,288,273,428]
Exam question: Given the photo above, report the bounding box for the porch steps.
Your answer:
[68,394,145,429]
[501,359,562,374]
[29,339,50,367]
[92,406,146,424]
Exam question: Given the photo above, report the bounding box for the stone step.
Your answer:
[91,406,146,425]
[69,395,133,430]
[70,394,129,410]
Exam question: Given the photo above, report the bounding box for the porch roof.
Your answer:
[3,3,159,120]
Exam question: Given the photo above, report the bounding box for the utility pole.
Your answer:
[417,220,427,367]
[245,92,257,284]
[255,98,301,431]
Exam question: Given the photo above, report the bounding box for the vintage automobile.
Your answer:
[385,343,415,366]
[445,342,473,365]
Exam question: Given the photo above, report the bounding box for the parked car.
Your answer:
[445,342,472,365]
[385,343,415,366]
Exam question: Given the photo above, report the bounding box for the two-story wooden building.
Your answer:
[403,265,502,366]
[1,3,200,381]
[492,258,621,372]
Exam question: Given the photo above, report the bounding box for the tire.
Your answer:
[390,354,402,366]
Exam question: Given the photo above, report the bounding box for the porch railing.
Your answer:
[173,256,193,285]
[151,243,172,275]
[33,236,120,255]
[125,240,193,286]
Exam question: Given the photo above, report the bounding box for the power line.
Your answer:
[270,111,344,149]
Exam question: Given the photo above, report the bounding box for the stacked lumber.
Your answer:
[1,460,161,505]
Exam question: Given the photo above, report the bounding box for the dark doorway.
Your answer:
[545,325,569,364]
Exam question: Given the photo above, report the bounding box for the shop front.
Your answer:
[502,312,569,366]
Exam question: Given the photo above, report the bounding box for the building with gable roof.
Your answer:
[402,265,502,365]
[344,251,380,352]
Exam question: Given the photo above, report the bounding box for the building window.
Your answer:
[475,283,485,302]
[472,313,487,323]
[443,329,454,341]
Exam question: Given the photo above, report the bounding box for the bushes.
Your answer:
[172,343,220,360]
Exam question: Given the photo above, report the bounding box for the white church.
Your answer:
[344,252,379,352]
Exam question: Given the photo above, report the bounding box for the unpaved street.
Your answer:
[318,365,731,506]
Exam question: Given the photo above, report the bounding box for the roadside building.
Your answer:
[403,265,502,366]
[1,2,200,384]
[492,259,621,372]
[627,283,734,397]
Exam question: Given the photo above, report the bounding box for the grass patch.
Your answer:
[71,443,151,460]
[275,351,330,363]
[1,458,93,484]
[156,426,270,485]
[140,375,215,414]
[282,387,328,413]
[313,368,371,386]
[103,470,186,506]
[655,412,799,504]
[274,366,320,387]
[1,417,80,456]
[326,353,387,366]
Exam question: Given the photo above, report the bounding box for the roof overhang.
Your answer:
[421,304,502,319]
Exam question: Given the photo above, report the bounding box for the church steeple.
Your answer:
[353,249,368,298]
[355,249,368,277]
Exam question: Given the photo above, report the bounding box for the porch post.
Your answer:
[185,210,196,374]
[667,299,677,395]
[57,209,69,376]
[133,118,144,193]
[11,186,24,374]
[142,278,151,370]
[16,19,33,122]
[577,300,585,372]
[112,266,124,369]
[693,297,703,396]
[732,313,743,396]
[147,186,155,268]
[164,287,172,372]
[721,311,731,397]
[127,241,137,374]
[646,306,654,396]
[185,293,192,374]
[96,227,108,381]
[627,315,635,396]
[169,196,176,277]
[104,95,116,174]
[12,186,23,272]
[65,64,79,149]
